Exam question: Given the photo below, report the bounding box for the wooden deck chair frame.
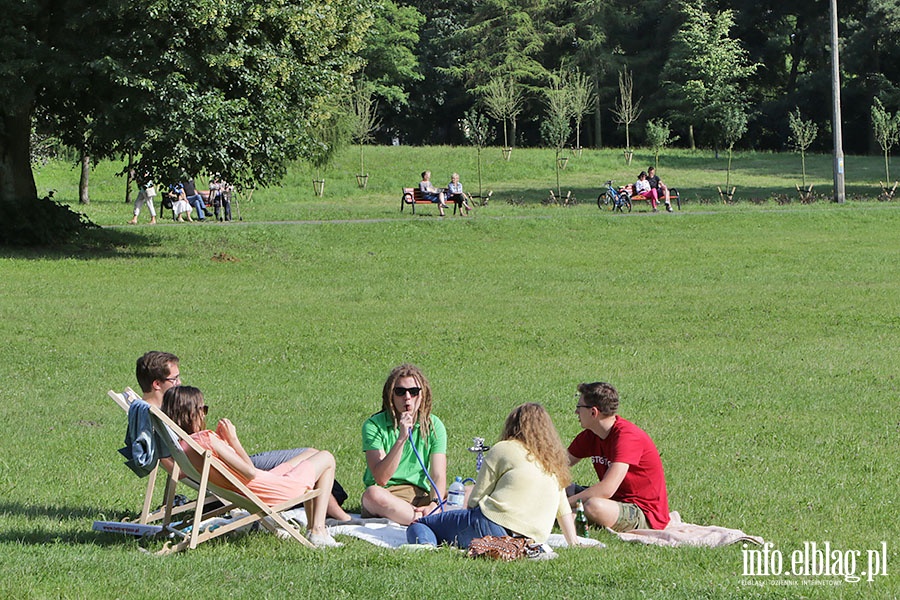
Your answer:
[147,404,322,553]
[108,388,218,527]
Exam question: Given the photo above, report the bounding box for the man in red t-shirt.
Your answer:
[567,382,669,531]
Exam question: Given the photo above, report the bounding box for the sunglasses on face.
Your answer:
[393,386,422,397]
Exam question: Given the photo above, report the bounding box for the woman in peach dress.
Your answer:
[161,385,342,547]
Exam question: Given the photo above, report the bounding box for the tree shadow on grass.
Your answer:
[0,500,148,546]
[0,226,176,261]
[0,500,275,550]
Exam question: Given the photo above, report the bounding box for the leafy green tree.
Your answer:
[540,75,572,198]
[664,0,757,150]
[871,97,900,183]
[358,0,425,109]
[645,119,679,170]
[445,0,554,89]
[481,76,524,153]
[0,0,371,206]
[559,0,609,148]
[721,106,748,190]
[565,69,595,153]
[788,108,817,187]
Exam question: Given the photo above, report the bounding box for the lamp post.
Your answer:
[830,0,845,203]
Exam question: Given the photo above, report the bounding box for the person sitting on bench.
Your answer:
[647,167,673,212]
[447,173,473,215]
[419,170,449,217]
[633,171,660,212]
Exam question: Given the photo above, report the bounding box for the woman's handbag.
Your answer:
[466,535,542,561]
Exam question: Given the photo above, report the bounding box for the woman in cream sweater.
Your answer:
[406,403,578,547]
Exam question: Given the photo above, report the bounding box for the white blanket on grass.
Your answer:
[323,515,604,550]
[203,509,757,550]
[612,511,764,547]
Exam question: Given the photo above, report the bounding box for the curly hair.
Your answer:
[380,363,434,437]
[161,385,206,434]
[500,403,571,488]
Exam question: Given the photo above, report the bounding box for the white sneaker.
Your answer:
[308,532,343,548]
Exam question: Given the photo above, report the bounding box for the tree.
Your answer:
[664,0,757,150]
[563,0,610,148]
[0,0,372,207]
[565,69,596,153]
[358,0,425,109]
[445,0,555,89]
[349,82,381,187]
[721,105,748,191]
[481,76,524,155]
[645,119,679,170]
[308,107,351,197]
[788,108,818,187]
[871,97,900,184]
[461,109,492,199]
[611,66,642,163]
[540,74,572,199]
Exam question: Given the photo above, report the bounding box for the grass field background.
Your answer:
[0,147,897,598]
[30,145,896,226]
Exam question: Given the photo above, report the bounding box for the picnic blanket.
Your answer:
[612,511,763,547]
[196,509,756,550]
[323,515,603,550]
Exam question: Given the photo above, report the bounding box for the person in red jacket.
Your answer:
[566,381,670,531]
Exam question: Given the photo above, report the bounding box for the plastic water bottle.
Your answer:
[446,476,466,510]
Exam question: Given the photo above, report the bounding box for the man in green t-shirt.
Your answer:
[361,364,447,525]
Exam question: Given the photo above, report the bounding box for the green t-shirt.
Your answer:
[362,411,447,490]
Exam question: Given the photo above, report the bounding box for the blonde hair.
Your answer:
[380,363,434,437]
[500,403,571,487]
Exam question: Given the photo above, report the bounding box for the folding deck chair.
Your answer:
[108,388,166,526]
[107,388,217,528]
[146,404,322,553]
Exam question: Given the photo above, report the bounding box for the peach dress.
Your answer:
[186,430,315,505]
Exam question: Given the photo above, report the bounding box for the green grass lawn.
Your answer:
[30,145,897,227]
[1,148,897,598]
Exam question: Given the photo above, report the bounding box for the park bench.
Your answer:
[400,187,459,215]
[621,184,681,211]
[161,189,215,220]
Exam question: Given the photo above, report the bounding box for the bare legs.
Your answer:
[360,486,420,526]
[284,449,350,521]
[581,496,620,528]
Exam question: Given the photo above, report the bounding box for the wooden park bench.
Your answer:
[400,187,459,215]
[621,184,681,211]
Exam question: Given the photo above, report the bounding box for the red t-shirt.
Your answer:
[568,416,670,529]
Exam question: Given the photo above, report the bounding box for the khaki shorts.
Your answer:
[360,484,431,518]
[611,502,650,532]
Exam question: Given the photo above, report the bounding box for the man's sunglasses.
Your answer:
[393,386,422,397]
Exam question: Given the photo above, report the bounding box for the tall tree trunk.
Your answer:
[125,152,134,203]
[593,92,603,148]
[79,151,90,205]
[689,124,696,151]
[511,117,517,149]
[0,106,38,202]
